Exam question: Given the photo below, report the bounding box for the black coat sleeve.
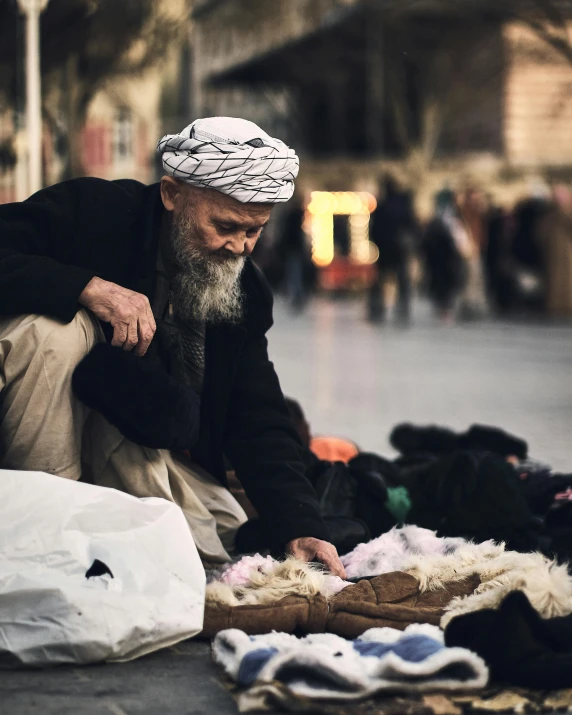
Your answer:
[223,318,330,550]
[0,181,97,321]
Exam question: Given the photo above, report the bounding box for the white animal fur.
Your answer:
[402,540,572,627]
[206,558,328,607]
[206,538,572,626]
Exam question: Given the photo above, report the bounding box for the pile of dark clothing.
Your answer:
[237,421,572,562]
[225,421,572,712]
[387,422,572,557]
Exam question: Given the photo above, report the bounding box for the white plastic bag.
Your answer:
[0,469,205,667]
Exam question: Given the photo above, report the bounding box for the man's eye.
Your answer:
[217,224,233,233]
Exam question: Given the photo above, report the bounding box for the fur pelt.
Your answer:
[402,540,572,627]
[206,558,332,607]
[72,342,200,451]
[391,423,528,459]
[341,524,465,580]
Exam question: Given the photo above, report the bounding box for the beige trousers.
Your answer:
[0,311,247,563]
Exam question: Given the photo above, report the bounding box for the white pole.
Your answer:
[18,0,49,196]
[14,128,28,201]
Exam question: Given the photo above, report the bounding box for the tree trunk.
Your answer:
[365,0,384,156]
[63,54,87,179]
[404,45,449,189]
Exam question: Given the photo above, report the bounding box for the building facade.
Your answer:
[0,0,190,204]
[192,0,572,215]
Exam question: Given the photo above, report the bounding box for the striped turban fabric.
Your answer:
[157,117,299,203]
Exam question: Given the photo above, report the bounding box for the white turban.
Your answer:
[157,117,299,203]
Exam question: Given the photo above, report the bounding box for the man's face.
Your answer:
[178,185,272,259]
[160,180,273,323]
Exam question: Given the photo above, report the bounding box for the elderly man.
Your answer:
[0,117,344,576]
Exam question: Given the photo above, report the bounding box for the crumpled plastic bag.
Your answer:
[0,469,205,667]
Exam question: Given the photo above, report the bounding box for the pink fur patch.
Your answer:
[220,554,276,587]
[341,525,466,579]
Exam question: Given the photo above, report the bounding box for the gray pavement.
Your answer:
[1,297,571,714]
[271,297,572,472]
[0,641,233,715]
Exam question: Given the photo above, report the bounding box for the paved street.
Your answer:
[271,298,572,472]
[1,298,571,715]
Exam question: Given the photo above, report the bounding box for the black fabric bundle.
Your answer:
[391,423,528,460]
[311,458,398,553]
[445,591,572,690]
[235,414,569,558]
[405,450,540,552]
[236,422,541,556]
[519,468,572,515]
[543,501,572,562]
[388,423,547,552]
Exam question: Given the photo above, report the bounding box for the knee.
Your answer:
[31,310,100,372]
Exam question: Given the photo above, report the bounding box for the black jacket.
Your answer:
[0,177,329,548]
[370,190,416,268]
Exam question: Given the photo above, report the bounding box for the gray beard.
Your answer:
[168,214,245,324]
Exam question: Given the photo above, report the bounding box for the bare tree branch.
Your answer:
[0,0,189,176]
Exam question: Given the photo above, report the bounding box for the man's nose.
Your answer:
[225,233,256,256]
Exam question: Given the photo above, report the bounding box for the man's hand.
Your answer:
[286,537,347,579]
[79,277,156,357]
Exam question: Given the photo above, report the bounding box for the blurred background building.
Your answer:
[191,0,572,314]
[0,0,192,202]
[192,0,572,205]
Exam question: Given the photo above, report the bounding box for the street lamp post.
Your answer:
[17,0,49,196]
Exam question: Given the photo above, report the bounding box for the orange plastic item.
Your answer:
[310,436,359,463]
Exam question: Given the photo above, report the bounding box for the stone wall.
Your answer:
[504,23,572,167]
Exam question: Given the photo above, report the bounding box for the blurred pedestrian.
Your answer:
[367,176,417,324]
[484,197,510,312]
[539,184,572,318]
[499,195,549,314]
[511,196,548,279]
[278,195,310,312]
[457,187,489,320]
[421,188,467,322]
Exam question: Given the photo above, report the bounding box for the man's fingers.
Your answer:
[316,549,346,579]
[286,538,347,579]
[146,301,157,334]
[111,322,127,348]
[122,320,139,351]
[135,316,155,357]
[287,544,303,561]
[85,282,156,354]
[334,560,347,580]
[136,293,156,334]
[133,297,156,356]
